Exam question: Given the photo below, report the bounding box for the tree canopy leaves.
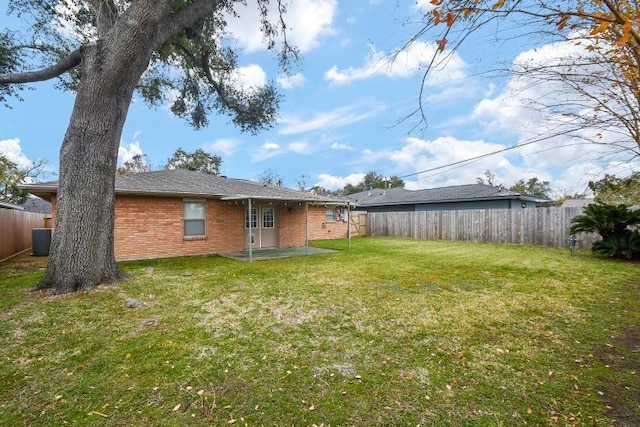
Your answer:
[589,172,640,205]
[342,172,406,195]
[164,148,221,175]
[116,154,151,175]
[1,0,297,134]
[0,154,46,204]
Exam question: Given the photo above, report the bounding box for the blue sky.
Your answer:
[1,0,637,197]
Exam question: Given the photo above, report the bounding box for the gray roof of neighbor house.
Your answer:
[0,200,24,210]
[560,198,594,208]
[20,195,52,214]
[347,184,549,207]
[21,169,348,204]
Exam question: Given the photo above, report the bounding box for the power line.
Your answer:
[398,127,584,180]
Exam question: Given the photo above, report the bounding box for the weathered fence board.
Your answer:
[0,209,46,262]
[368,207,599,249]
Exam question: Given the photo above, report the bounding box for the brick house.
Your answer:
[22,169,350,261]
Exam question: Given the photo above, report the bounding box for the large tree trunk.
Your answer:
[38,44,153,294]
[33,1,222,294]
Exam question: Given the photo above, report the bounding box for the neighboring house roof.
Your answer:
[0,200,24,210]
[347,184,549,208]
[20,195,52,214]
[561,198,594,208]
[21,169,348,204]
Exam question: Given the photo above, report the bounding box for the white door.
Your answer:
[245,206,278,248]
[260,207,277,248]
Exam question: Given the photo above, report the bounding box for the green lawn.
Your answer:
[0,238,638,426]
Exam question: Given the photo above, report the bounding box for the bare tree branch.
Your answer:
[0,47,84,84]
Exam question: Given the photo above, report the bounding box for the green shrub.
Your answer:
[570,202,640,259]
[592,229,640,259]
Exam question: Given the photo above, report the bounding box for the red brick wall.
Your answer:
[49,195,348,260]
[277,203,307,248]
[308,205,349,240]
[113,196,252,260]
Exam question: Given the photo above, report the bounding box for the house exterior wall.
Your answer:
[307,205,349,240]
[365,204,415,213]
[276,203,307,248]
[415,200,514,211]
[49,196,347,261]
[114,196,249,260]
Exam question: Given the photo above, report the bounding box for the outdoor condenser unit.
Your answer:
[32,228,52,256]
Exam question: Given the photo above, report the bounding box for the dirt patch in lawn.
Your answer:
[0,251,48,277]
[598,324,640,426]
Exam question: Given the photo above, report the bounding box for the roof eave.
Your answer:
[20,184,348,204]
[357,195,549,207]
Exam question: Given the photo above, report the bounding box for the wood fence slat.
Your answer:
[0,209,47,261]
[367,207,599,249]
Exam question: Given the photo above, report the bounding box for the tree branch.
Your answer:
[151,0,224,51]
[0,47,84,84]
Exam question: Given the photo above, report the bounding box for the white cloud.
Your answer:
[251,141,283,163]
[117,140,144,167]
[315,172,366,190]
[414,0,437,13]
[331,142,353,151]
[278,73,307,89]
[225,0,337,53]
[206,138,241,157]
[324,41,467,85]
[349,135,551,190]
[234,64,268,92]
[279,102,386,135]
[469,32,638,182]
[0,138,34,169]
[288,141,313,154]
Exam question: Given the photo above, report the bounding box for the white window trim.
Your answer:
[325,207,336,222]
[262,207,275,229]
[183,199,206,238]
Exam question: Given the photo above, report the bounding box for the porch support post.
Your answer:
[248,198,253,262]
[305,202,309,255]
[347,202,351,250]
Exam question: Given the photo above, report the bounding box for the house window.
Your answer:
[262,207,275,229]
[184,200,206,237]
[325,207,335,222]
[245,207,257,229]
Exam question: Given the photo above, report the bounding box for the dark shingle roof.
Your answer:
[22,169,347,204]
[347,183,548,207]
[0,200,23,210]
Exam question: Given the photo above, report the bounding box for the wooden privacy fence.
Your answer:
[368,207,599,249]
[0,209,47,262]
[349,211,369,237]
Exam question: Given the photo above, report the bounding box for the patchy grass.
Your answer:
[0,238,638,426]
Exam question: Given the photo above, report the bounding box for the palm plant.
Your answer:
[570,203,640,238]
[570,203,640,259]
